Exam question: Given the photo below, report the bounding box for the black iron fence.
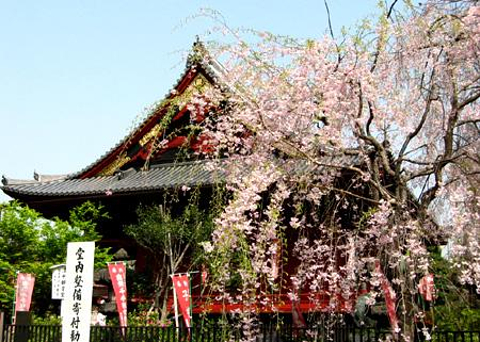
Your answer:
[1,324,479,342]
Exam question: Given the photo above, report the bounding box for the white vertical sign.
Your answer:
[62,242,95,342]
[51,264,66,300]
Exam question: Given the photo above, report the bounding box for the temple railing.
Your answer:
[1,324,479,342]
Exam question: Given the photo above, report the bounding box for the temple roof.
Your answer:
[1,39,228,201]
[1,38,361,203]
[69,38,227,180]
[2,153,360,200]
[2,160,223,198]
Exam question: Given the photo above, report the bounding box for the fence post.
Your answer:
[13,311,31,342]
[0,311,4,342]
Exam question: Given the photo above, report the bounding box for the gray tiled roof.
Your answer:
[2,160,224,198]
[2,153,361,199]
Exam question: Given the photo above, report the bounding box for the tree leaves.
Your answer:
[0,201,111,315]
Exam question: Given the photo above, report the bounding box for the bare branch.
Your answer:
[456,118,480,127]
[387,0,400,19]
[402,158,435,166]
[356,130,396,177]
[366,101,374,137]
[323,0,344,70]
[323,0,335,41]
[324,186,380,204]
[458,90,480,110]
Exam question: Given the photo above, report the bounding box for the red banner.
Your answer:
[15,273,35,313]
[172,274,192,327]
[108,263,128,327]
[201,267,208,285]
[291,298,306,328]
[271,238,281,280]
[375,261,399,333]
[418,274,435,301]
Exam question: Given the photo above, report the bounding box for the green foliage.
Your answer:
[124,192,218,318]
[430,247,480,330]
[434,305,480,331]
[125,201,214,268]
[127,308,172,327]
[126,267,155,301]
[32,313,62,325]
[0,201,112,316]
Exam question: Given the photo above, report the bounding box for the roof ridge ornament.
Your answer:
[33,171,67,182]
[186,36,208,68]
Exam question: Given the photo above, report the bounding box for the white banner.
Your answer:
[51,264,66,300]
[61,242,95,342]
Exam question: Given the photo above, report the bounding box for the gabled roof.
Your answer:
[2,39,228,200]
[1,39,362,203]
[71,38,226,179]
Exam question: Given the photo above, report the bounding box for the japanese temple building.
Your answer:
[2,40,232,311]
[1,40,358,316]
[2,39,224,259]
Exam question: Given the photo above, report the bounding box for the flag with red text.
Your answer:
[375,260,399,333]
[418,274,435,301]
[108,263,128,327]
[172,274,192,327]
[15,273,35,313]
[201,270,208,285]
[291,288,306,329]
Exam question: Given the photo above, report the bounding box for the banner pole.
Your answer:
[11,271,18,324]
[170,275,179,328]
[188,273,193,328]
[0,311,4,342]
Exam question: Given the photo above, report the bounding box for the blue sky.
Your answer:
[0,0,380,202]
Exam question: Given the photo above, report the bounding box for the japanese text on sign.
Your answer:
[61,242,94,342]
[108,263,128,327]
